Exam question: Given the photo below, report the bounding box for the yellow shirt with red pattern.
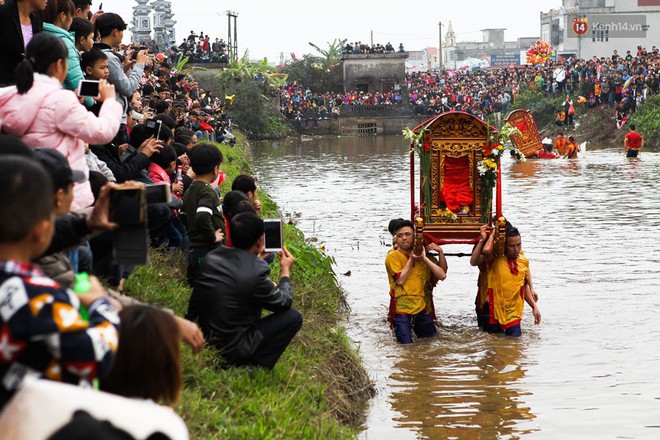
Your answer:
[385,250,430,315]
[487,254,529,328]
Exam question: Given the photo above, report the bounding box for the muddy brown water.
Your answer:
[250,136,660,439]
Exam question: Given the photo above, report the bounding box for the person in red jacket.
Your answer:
[624,124,644,158]
[537,144,557,159]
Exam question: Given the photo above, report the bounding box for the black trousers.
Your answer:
[234,308,303,370]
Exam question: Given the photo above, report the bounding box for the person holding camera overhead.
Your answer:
[0,33,122,211]
[187,212,302,370]
[93,12,147,125]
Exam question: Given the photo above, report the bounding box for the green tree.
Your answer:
[631,94,660,148]
[284,55,343,93]
[215,51,287,94]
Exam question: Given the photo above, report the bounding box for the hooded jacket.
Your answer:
[0,74,122,209]
[42,23,94,108]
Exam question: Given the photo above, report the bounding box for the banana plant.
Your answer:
[174,54,207,74]
[216,51,287,93]
[308,38,347,67]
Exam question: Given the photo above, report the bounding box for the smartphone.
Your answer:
[109,187,145,225]
[145,183,171,204]
[78,80,100,98]
[99,2,103,10]
[131,46,148,60]
[263,219,283,253]
[144,119,162,140]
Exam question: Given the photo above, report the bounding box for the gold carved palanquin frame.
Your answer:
[505,109,542,158]
[415,112,494,244]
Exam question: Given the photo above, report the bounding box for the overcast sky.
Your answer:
[109,0,562,62]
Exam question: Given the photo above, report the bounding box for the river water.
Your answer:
[250,136,660,439]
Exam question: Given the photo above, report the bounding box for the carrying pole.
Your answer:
[496,158,502,218]
[410,144,415,221]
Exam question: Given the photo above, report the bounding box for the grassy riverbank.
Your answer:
[123,133,373,439]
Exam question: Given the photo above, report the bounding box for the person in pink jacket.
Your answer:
[0,33,121,210]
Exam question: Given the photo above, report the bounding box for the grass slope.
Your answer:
[123,134,373,439]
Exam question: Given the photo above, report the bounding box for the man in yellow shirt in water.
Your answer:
[385,220,447,344]
[471,223,541,337]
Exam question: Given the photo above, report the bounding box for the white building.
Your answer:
[540,0,660,59]
[442,22,537,68]
[406,47,440,72]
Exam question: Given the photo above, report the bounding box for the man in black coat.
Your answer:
[0,0,44,86]
[187,213,302,369]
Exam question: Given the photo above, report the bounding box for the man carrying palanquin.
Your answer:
[554,132,568,156]
[471,223,541,337]
[385,220,447,344]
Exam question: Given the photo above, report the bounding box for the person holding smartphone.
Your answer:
[0,34,121,211]
[187,213,302,370]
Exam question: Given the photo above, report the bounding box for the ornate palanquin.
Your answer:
[411,112,499,245]
[504,109,542,158]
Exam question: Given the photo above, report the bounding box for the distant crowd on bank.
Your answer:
[343,41,404,54]
[279,45,660,130]
[0,0,302,436]
[168,30,229,64]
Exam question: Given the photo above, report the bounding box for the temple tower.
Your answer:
[151,0,166,47]
[131,0,152,44]
[444,21,456,48]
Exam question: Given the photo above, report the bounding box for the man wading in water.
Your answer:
[471,223,541,337]
[385,220,447,344]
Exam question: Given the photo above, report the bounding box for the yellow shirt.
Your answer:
[487,254,529,327]
[385,250,430,315]
[476,266,488,309]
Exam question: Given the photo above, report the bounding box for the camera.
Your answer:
[109,183,170,265]
[144,118,162,140]
[131,46,148,60]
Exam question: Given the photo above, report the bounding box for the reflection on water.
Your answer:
[389,329,535,440]
[250,136,660,439]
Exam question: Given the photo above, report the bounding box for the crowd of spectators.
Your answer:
[167,30,229,64]
[343,41,404,54]
[279,81,403,129]
[0,0,301,435]
[115,31,229,65]
[280,45,660,129]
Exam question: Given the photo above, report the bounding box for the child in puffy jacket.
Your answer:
[0,33,121,211]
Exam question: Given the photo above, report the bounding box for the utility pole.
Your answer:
[438,21,443,70]
[280,52,284,65]
[227,10,238,63]
[370,30,373,47]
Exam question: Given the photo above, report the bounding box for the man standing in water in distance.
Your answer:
[385,220,447,344]
[624,125,644,158]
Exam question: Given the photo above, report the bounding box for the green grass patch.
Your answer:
[123,134,373,439]
[630,94,660,148]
